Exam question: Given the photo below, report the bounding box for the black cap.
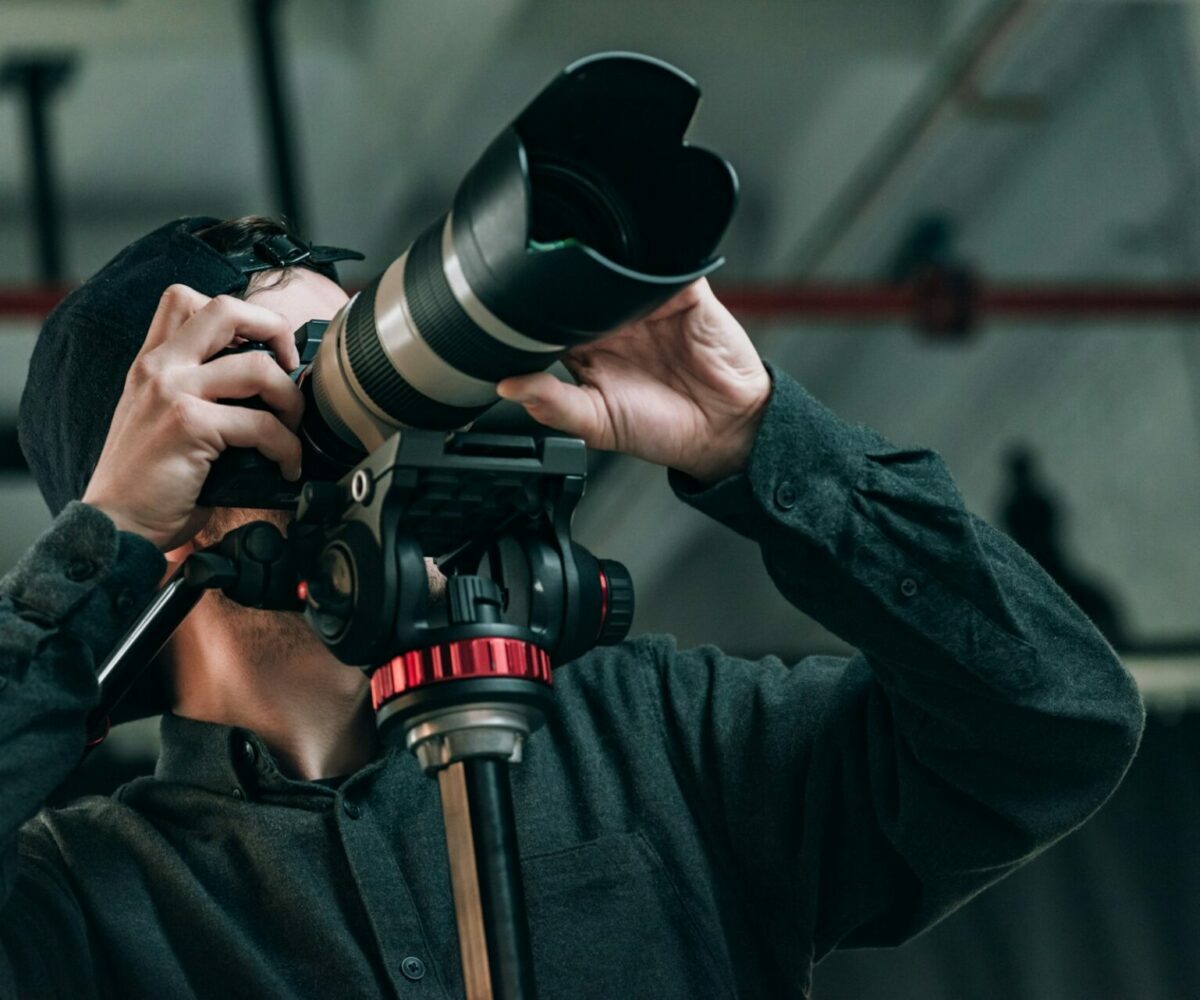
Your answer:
[18,216,363,516]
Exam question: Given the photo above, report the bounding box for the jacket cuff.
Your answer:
[669,360,867,542]
[0,502,165,649]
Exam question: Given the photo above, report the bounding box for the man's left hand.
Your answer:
[496,279,771,485]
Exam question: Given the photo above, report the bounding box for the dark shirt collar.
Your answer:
[155,712,372,804]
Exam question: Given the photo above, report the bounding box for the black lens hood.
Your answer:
[449,52,738,347]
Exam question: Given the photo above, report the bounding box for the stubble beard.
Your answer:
[193,506,449,665]
[194,507,321,662]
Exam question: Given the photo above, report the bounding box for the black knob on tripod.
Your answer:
[597,559,634,645]
[448,575,505,625]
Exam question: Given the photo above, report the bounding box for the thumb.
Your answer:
[496,373,608,446]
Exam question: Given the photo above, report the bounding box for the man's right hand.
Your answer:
[81,285,304,552]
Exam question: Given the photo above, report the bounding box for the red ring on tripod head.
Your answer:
[370,638,552,711]
[597,566,610,635]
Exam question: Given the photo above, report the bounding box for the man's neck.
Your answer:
[169,598,378,781]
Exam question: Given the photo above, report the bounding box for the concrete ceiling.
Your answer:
[1,0,1199,664]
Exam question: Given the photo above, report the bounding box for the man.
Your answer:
[1,216,1143,999]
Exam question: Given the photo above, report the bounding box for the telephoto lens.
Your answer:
[304,50,737,464]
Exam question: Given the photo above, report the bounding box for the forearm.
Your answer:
[671,363,1144,921]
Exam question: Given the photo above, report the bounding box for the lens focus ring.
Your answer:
[406,221,557,381]
[343,277,490,430]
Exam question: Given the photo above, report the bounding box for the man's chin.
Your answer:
[195,505,293,548]
[208,593,329,658]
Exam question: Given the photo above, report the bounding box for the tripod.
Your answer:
[89,428,633,1000]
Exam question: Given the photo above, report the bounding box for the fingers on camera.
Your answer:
[200,402,303,481]
[140,284,210,355]
[142,289,297,370]
[184,353,304,431]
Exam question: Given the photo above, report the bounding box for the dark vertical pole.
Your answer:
[465,758,538,1000]
[0,57,75,282]
[439,757,540,999]
[248,0,306,232]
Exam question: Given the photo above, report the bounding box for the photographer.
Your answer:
[0,216,1142,999]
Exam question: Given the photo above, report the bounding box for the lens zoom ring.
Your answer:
[344,276,490,430]
[406,221,557,381]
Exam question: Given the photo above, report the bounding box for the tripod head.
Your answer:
[88,429,634,753]
[288,427,633,764]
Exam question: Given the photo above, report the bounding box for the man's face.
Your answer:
[245,266,350,331]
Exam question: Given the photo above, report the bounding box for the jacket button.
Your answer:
[239,739,258,766]
[342,799,361,819]
[773,480,798,510]
[114,588,138,616]
[900,577,919,598]
[231,787,245,801]
[400,956,426,981]
[66,558,96,582]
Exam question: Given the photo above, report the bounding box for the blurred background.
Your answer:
[2,0,1199,996]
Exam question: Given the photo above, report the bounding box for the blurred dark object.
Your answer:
[888,214,977,341]
[888,216,958,284]
[0,54,77,282]
[910,262,978,341]
[48,719,158,808]
[813,709,1200,1000]
[246,0,307,232]
[1001,445,1127,648]
[0,428,27,473]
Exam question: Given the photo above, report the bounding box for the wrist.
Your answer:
[677,445,750,486]
[679,409,770,486]
[81,497,152,546]
[678,378,773,485]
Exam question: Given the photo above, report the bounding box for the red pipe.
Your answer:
[5,283,1200,324]
[981,285,1200,317]
[0,286,70,317]
[717,283,1200,321]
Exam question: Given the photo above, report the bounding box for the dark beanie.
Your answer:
[18,217,352,516]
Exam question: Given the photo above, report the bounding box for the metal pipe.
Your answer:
[247,0,306,231]
[440,762,495,999]
[0,286,71,316]
[0,57,75,282]
[789,0,1038,274]
[717,282,1200,322]
[9,282,1200,325]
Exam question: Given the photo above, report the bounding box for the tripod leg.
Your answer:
[439,758,539,1000]
[440,762,494,1000]
[464,758,538,1000]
